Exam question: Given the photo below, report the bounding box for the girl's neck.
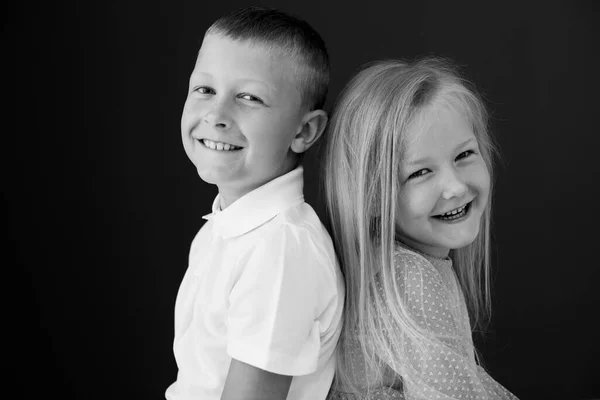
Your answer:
[395,236,451,261]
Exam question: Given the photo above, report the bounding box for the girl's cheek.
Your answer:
[472,162,491,193]
[462,162,488,187]
[405,185,433,218]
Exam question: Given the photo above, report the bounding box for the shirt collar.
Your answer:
[203,166,305,238]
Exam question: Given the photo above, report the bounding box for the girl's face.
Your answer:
[395,105,490,258]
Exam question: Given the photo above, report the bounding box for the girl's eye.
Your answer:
[193,86,215,95]
[238,93,264,104]
[408,169,430,180]
[456,150,475,160]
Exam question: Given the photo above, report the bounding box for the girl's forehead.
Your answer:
[403,105,475,157]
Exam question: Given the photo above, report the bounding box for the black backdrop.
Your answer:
[5,1,600,399]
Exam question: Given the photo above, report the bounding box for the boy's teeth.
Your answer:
[202,139,240,151]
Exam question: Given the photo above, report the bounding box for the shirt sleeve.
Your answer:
[226,223,334,377]
[382,251,519,400]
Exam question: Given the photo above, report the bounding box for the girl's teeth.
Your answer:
[443,205,465,216]
[435,203,469,220]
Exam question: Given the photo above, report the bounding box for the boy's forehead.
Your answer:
[193,34,304,97]
[197,34,284,64]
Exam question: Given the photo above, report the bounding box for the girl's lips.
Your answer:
[434,201,470,217]
[432,201,472,221]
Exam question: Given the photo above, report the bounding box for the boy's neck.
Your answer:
[217,165,299,210]
[218,193,234,210]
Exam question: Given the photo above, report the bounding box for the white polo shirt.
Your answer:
[165,166,345,400]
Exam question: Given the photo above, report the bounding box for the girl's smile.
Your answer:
[396,105,490,258]
[431,200,473,223]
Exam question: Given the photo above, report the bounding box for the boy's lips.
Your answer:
[196,138,244,151]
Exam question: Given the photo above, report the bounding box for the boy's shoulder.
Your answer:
[274,203,339,260]
[274,200,326,230]
[254,201,333,251]
[232,202,339,276]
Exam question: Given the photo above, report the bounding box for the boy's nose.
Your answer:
[202,104,232,129]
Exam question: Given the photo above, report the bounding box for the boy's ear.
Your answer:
[290,109,328,154]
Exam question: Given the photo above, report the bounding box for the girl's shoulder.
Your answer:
[391,245,462,333]
[393,245,438,273]
[391,245,450,292]
[393,245,431,265]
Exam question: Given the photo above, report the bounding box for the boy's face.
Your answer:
[181,34,306,206]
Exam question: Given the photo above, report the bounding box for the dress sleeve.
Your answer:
[226,223,337,377]
[328,387,406,400]
[382,251,519,400]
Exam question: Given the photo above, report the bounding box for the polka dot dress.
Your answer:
[329,247,519,400]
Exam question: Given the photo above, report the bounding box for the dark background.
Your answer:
[5,0,599,399]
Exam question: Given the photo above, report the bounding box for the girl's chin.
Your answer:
[443,231,480,251]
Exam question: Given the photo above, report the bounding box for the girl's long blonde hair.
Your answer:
[323,57,497,395]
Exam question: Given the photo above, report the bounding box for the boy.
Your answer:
[165,7,345,400]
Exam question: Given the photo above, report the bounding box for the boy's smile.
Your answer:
[181,34,307,208]
[395,105,490,258]
[197,139,243,152]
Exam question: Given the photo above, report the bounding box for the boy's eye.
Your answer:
[193,86,215,95]
[238,93,264,104]
[456,150,475,161]
[408,169,430,180]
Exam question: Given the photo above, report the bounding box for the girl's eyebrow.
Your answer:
[406,155,432,168]
[455,137,475,149]
[406,138,475,167]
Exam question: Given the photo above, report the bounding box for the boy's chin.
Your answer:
[197,170,259,201]
[195,169,220,185]
[194,163,239,184]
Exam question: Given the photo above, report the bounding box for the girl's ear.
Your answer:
[290,109,328,154]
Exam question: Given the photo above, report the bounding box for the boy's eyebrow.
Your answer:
[238,79,273,94]
[406,138,475,167]
[190,72,274,94]
[190,71,213,80]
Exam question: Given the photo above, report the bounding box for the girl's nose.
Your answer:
[441,170,468,200]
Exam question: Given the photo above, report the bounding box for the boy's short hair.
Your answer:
[206,6,330,111]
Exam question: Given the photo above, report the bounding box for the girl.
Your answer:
[324,58,519,399]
